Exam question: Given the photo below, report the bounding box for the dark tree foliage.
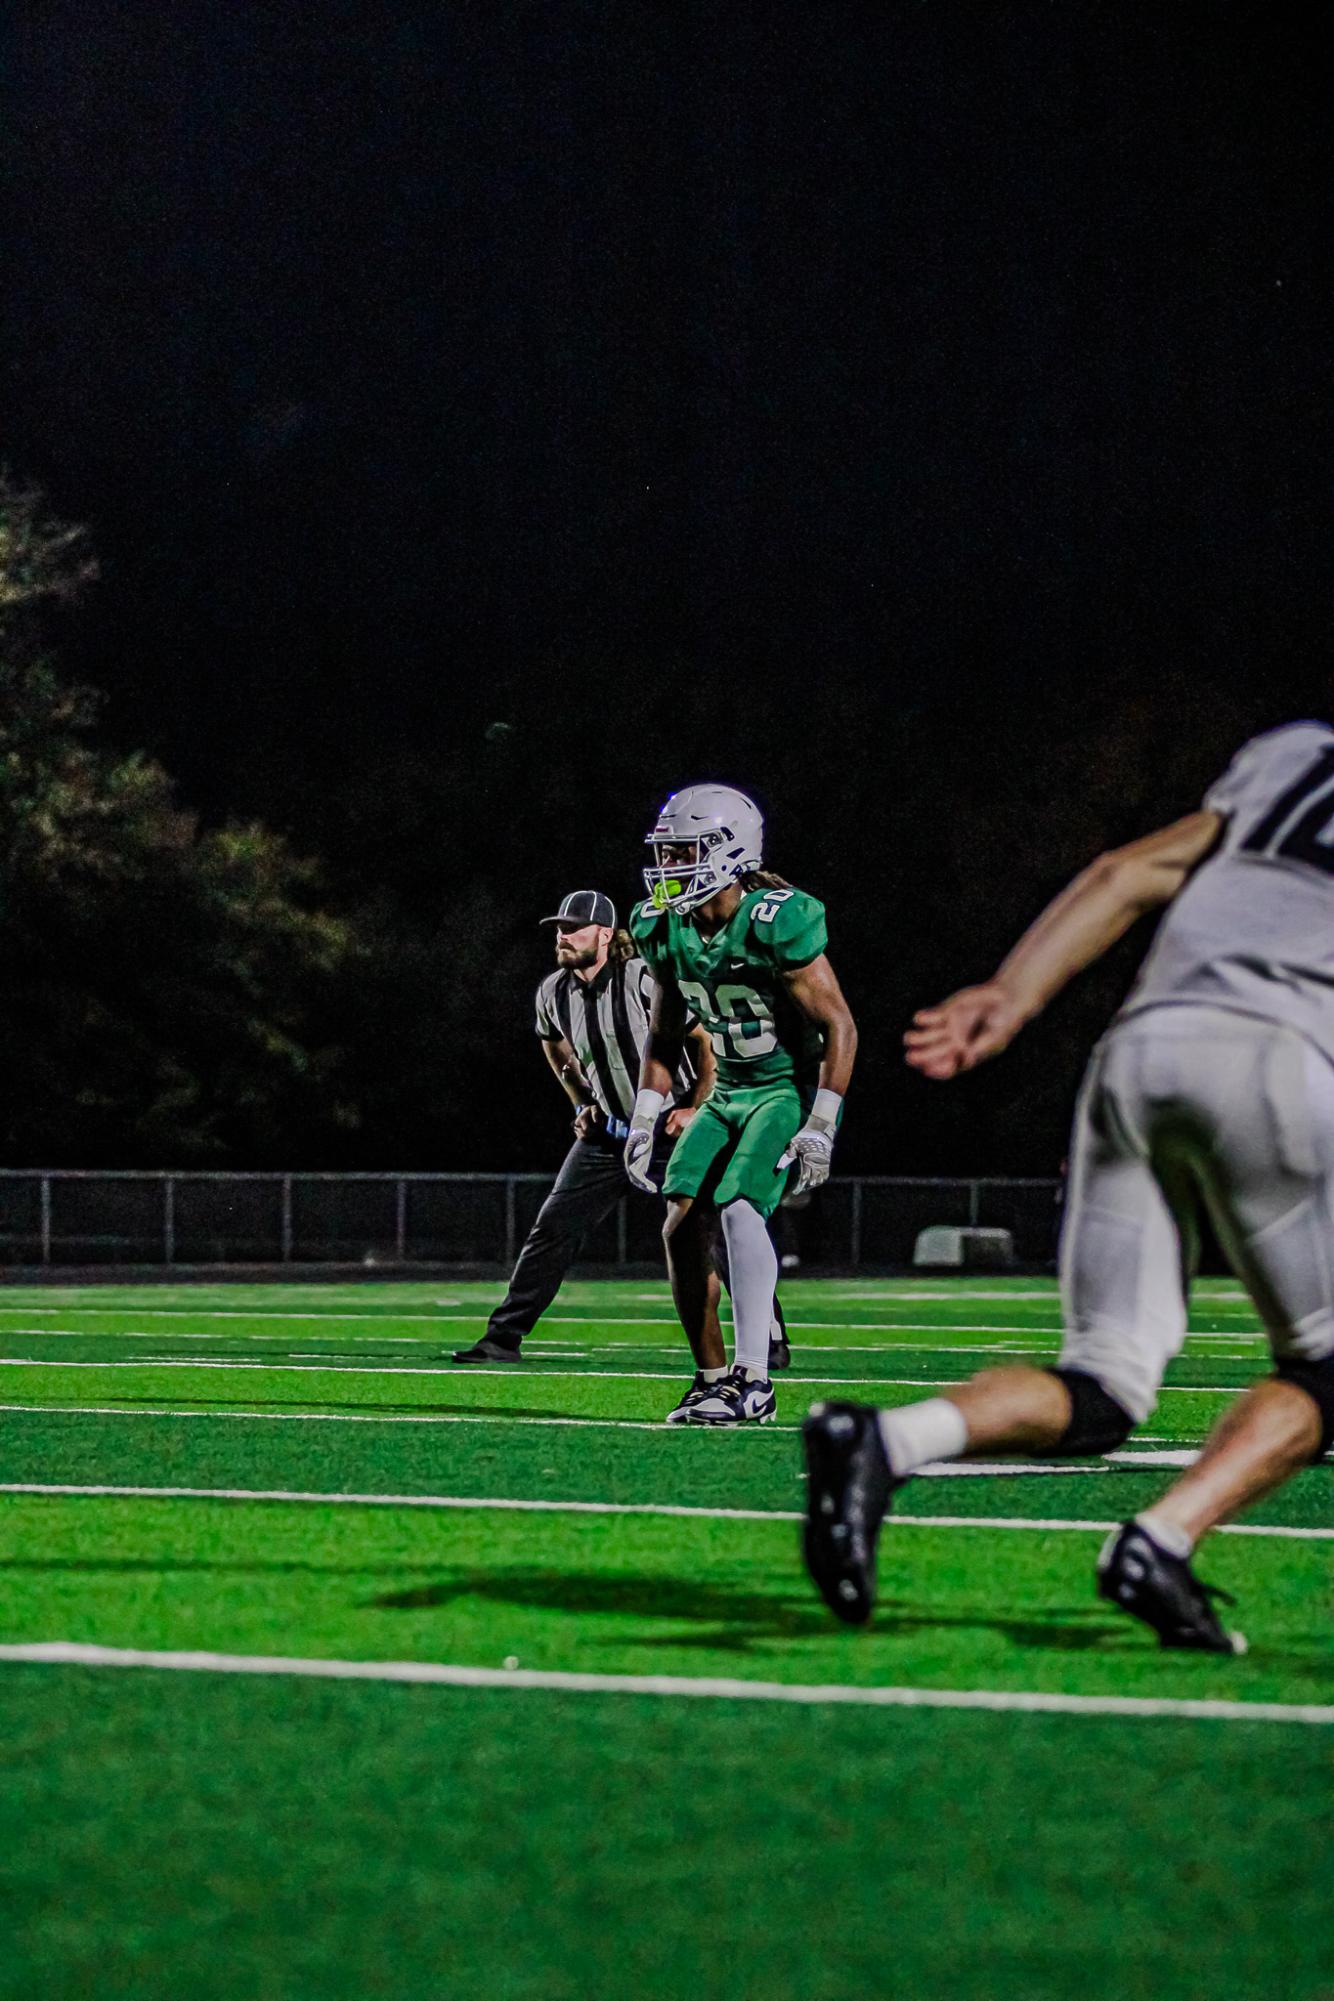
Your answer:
[0,480,355,1164]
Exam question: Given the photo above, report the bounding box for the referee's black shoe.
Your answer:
[801,1401,902,1626]
[1097,1522,1247,1654]
[451,1336,523,1366]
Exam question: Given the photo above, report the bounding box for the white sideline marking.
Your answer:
[1107,1449,1198,1467]
[0,1330,1051,1357]
[1,1643,1327,1724]
[0,1433,1096,1475]
[0,1328,1264,1360]
[0,1481,797,1523]
[4,1481,1329,1539]
[0,1315,1269,1348]
[0,1356,1245,1394]
[0,1402,1203,1455]
[0,1401,721,1435]
[0,1355,970,1387]
[0,1309,1097,1334]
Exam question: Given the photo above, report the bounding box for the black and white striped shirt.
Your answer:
[535,956,696,1124]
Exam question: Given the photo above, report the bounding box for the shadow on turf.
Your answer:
[365,1568,1135,1655]
[369,1567,826,1638]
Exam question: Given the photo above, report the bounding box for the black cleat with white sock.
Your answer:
[801,1401,904,1625]
[664,1371,717,1425]
[1097,1521,1247,1654]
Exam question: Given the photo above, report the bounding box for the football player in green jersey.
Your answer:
[625,784,858,1424]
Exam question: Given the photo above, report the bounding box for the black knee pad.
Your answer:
[1274,1361,1334,1460]
[1041,1367,1136,1455]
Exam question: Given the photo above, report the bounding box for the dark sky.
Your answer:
[4,2,1330,1171]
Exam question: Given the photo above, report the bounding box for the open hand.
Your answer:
[903,983,1028,1079]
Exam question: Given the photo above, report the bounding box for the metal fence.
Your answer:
[0,1170,1063,1272]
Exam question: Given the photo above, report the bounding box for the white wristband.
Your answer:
[631,1087,667,1129]
[810,1088,843,1131]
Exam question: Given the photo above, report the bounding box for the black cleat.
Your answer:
[801,1401,902,1625]
[1097,1522,1247,1654]
[768,1296,791,1370]
[451,1336,523,1366]
[664,1371,715,1425]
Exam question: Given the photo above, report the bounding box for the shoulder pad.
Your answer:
[629,898,670,954]
[1206,721,1334,820]
[745,886,828,969]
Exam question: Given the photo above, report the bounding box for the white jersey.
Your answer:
[1119,721,1334,1060]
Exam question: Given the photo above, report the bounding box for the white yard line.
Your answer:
[0,1480,796,1522]
[5,1479,1328,1539]
[0,1434,1099,1474]
[0,1332,1267,1372]
[0,1310,1081,1331]
[0,1480,1101,1514]
[0,1401,1213,1456]
[0,1402,699,1434]
[0,1643,1325,1724]
[0,1355,1248,1393]
[0,1314,1268,1347]
[0,1356,963,1386]
[4,1480,1327,1538]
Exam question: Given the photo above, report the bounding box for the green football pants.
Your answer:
[662,1085,804,1219]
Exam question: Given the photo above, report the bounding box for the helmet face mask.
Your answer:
[643,785,764,913]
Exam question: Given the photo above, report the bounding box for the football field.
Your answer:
[1,1275,1329,2001]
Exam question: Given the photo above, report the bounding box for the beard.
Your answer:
[557,942,600,969]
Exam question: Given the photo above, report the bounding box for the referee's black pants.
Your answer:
[486,1135,666,1351]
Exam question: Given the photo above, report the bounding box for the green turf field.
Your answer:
[0,1276,1329,2001]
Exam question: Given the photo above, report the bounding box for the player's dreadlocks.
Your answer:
[740,869,793,892]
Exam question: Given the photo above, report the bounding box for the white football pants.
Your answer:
[1059,1003,1334,1423]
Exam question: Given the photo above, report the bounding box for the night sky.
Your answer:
[4,3,1330,1171]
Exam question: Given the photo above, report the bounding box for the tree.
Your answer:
[0,475,357,1163]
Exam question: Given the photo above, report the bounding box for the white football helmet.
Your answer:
[643,784,764,913]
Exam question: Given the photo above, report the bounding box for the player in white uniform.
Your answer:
[802,722,1334,1651]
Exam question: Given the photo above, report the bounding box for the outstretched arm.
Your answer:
[905,809,1223,1081]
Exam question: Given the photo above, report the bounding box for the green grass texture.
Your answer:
[0,1277,1329,2001]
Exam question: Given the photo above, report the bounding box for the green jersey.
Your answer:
[630,885,828,1092]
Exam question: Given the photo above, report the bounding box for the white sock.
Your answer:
[700,1365,727,1385]
[720,1200,778,1378]
[1135,1510,1194,1558]
[878,1398,969,1476]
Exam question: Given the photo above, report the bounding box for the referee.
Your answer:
[452,890,710,1364]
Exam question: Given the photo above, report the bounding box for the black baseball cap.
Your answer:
[540,889,617,928]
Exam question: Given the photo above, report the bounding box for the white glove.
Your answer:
[777,1090,843,1195]
[623,1087,666,1194]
